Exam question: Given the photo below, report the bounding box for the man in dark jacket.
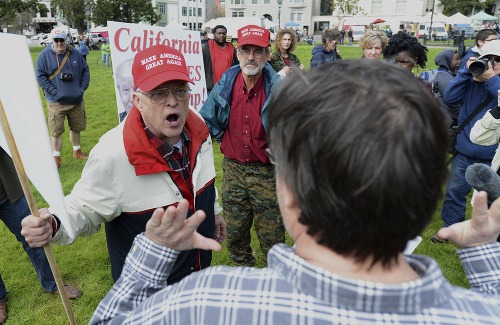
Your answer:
[435,40,500,243]
[0,147,81,323]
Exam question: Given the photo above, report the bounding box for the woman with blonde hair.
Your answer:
[359,30,388,59]
[270,28,304,78]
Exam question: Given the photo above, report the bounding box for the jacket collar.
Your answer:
[123,106,209,176]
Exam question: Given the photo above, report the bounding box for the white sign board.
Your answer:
[108,21,207,122]
[0,33,75,239]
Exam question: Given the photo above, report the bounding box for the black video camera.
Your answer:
[60,72,74,81]
[469,58,494,76]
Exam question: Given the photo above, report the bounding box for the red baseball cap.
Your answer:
[132,45,193,92]
[238,25,270,48]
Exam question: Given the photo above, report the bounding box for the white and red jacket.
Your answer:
[52,106,221,282]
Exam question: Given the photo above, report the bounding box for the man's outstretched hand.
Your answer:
[145,199,222,252]
[438,191,500,247]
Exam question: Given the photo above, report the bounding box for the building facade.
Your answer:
[153,0,205,29]
[222,0,449,34]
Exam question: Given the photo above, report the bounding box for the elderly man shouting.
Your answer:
[23,45,225,284]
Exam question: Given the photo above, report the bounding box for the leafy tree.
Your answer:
[438,0,495,16]
[330,0,365,28]
[0,0,39,26]
[320,0,332,15]
[92,0,159,26]
[52,0,92,33]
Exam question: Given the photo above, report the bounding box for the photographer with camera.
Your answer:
[435,40,500,243]
[458,29,497,70]
[36,26,90,169]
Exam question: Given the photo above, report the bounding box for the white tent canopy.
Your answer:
[447,12,472,25]
[202,17,275,30]
[90,25,108,33]
[166,20,188,30]
[419,12,449,24]
[342,16,374,26]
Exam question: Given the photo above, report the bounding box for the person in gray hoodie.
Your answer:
[433,49,461,127]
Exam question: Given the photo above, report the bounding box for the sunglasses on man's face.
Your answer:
[53,38,66,43]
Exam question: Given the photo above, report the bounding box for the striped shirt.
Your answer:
[90,236,500,325]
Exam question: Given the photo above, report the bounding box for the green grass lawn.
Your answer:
[0,42,470,324]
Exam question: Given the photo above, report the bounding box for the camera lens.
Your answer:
[469,60,489,76]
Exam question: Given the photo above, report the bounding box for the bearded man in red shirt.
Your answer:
[202,25,239,93]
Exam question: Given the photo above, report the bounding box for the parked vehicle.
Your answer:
[416,23,448,40]
[40,34,51,46]
[89,33,105,44]
[453,24,475,40]
[30,33,46,41]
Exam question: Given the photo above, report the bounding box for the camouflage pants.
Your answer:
[222,157,285,266]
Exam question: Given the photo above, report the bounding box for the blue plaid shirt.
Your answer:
[91,236,500,324]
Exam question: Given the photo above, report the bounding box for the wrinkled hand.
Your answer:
[21,208,53,247]
[438,191,500,247]
[214,213,227,244]
[145,199,222,252]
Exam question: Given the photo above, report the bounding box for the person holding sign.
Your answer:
[90,60,500,325]
[35,26,90,169]
[200,25,284,267]
[22,45,225,284]
[0,147,81,324]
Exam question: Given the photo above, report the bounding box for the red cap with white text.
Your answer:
[132,45,193,92]
[237,25,270,48]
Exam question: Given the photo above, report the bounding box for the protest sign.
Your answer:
[108,21,207,122]
[0,33,75,239]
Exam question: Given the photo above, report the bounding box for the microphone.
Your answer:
[465,163,500,204]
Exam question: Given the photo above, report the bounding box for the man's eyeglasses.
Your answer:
[138,86,191,104]
[238,48,266,58]
[53,38,66,43]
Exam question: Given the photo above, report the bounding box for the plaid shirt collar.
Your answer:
[142,120,191,157]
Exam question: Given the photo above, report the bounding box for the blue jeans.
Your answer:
[441,152,492,227]
[0,197,56,300]
[102,53,110,67]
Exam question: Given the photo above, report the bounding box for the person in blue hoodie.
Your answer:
[432,49,461,128]
[434,40,500,243]
[458,29,497,70]
[36,26,90,169]
[310,29,341,69]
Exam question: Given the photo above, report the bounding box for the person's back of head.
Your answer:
[267,60,448,267]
